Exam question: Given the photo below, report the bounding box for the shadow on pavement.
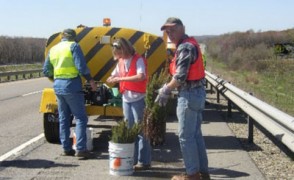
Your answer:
[0,159,78,169]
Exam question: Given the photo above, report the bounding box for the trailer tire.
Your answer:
[43,113,60,144]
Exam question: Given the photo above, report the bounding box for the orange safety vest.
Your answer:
[118,54,147,94]
[169,37,205,80]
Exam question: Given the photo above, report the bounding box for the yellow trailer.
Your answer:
[39,24,168,143]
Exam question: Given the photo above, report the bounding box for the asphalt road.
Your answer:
[0,78,52,156]
[0,78,265,179]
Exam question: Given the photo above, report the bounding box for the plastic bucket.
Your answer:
[71,127,93,151]
[108,141,134,176]
[111,88,119,97]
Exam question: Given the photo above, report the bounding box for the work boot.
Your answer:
[133,164,151,171]
[61,149,75,156]
[171,172,201,180]
[75,150,93,159]
[200,172,211,180]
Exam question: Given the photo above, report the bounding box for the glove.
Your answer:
[154,84,171,107]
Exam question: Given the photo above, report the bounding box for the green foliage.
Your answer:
[110,120,141,144]
[145,69,170,109]
[274,43,294,58]
[143,68,171,146]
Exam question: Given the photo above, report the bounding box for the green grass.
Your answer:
[206,59,294,116]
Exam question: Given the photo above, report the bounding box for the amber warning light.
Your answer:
[103,18,111,26]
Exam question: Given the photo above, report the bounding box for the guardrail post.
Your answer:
[205,71,294,152]
[0,69,43,83]
[247,115,254,143]
[227,99,232,117]
[210,83,213,94]
[217,91,220,103]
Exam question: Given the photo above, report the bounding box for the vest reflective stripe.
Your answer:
[118,54,147,94]
[49,41,79,79]
[169,37,205,80]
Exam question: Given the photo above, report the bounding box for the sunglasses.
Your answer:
[111,42,121,49]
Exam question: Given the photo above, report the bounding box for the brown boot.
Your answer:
[200,172,211,180]
[171,172,201,180]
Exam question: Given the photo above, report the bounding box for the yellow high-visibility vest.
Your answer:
[49,41,79,79]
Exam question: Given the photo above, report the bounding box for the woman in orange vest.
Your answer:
[106,38,151,170]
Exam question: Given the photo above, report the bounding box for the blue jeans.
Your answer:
[177,86,208,175]
[123,98,151,165]
[56,93,88,152]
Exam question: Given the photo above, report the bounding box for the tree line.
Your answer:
[0,36,46,65]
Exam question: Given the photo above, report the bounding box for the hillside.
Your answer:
[203,28,294,116]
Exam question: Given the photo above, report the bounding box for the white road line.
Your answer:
[22,90,42,97]
[0,133,44,162]
[0,90,43,102]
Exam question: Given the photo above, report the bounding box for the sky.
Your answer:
[1,0,294,38]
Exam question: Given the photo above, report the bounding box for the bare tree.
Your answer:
[0,36,46,65]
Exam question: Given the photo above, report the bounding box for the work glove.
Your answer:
[154,84,171,107]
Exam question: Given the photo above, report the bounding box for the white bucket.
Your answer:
[108,141,134,176]
[71,127,93,151]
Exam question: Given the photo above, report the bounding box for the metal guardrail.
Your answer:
[0,69,43,82]
[205,71,294,152]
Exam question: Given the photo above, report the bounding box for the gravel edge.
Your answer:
[214,100,294,180]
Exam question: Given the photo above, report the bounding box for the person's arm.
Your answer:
[112,73,144,83]
[71,43,96,91]
[43,54,54,81]
[106,64,119,83]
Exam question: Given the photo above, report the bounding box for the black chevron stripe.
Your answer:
[85,28,121,63]
[46,33,59,47]
[128,31,144,44]
[93,58,117,81]
[76,27,93,43]
[146,37,164,59]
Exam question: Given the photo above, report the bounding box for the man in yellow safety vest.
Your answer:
[43,29,96,159]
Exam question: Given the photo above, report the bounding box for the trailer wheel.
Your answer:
[43,113,74,144]
[43,113,60,144]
